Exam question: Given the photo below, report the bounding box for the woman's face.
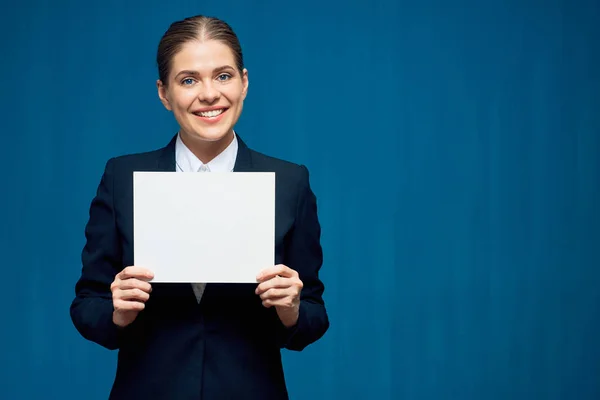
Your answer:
[157,39,248,145]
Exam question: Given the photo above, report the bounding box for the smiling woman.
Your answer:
[69,15,329,400]
[156,33,249,161]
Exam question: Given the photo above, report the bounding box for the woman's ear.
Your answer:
[241,68,249,100]
[157,80,172,111]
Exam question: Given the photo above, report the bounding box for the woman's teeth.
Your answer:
[196,109,225,118]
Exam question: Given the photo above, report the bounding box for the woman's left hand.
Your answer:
[256,264,303,328]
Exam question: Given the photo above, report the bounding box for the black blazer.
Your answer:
[70,135,329,400]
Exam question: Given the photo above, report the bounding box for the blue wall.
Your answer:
[1,0,598,399]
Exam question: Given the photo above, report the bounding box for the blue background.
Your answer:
[1,0,599,399]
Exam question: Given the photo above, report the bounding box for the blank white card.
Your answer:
[133,172,275,283]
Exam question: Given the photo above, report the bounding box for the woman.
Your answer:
[70,15,329,400]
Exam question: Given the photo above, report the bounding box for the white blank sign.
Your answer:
[133,171,275,283]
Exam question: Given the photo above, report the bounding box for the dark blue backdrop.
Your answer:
[1,1,598,399]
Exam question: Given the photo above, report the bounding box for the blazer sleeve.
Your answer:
[279,165,330,351]
[70,158,126,350]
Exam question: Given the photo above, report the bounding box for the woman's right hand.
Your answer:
[111,266,154,328]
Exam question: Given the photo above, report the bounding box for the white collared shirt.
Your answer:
[175,133,238,173]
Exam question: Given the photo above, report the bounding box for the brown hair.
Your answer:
[156,15,244,85]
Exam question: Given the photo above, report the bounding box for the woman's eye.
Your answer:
[182,78,195,85]
[217,74,231,81]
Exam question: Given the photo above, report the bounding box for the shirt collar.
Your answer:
[175,132,238,173]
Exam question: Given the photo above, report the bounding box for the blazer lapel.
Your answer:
[233,135,254,172]
[156,134,178,172]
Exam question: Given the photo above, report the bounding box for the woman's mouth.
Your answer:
[193,108,228,122]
